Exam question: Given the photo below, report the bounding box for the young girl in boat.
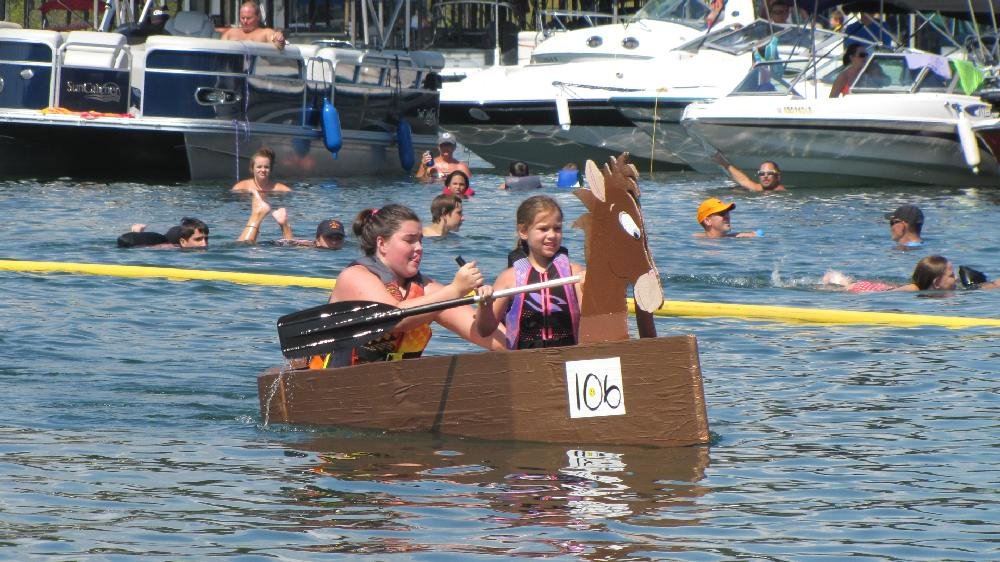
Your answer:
[474,195,585,349]
[231,147,291,193]
[313,204,502,368]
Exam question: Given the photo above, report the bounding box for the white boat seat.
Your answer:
[0,21,22,29]
[165,11,219,38]
[63,30,128,69]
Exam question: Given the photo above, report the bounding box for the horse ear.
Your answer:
[585,159,606,203]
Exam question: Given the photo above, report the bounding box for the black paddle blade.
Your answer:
[277,300,403,359]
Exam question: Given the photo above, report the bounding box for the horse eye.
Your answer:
[618,211,641,240]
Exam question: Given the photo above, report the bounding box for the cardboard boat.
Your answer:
[258,153,710,447]
[258,334,708,447]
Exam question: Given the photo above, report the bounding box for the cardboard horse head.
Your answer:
[573,152,664,343]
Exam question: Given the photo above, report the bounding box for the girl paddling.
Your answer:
[475,195,585,349]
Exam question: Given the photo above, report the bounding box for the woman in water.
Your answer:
[231,147,291,193]
[823,255,958,293]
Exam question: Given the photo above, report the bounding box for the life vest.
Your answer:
[503,175,542,190]
[309,256,433,368]
[503,253,580,350]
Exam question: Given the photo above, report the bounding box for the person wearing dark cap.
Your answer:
[695,197,761,238]
[415,131,471,183]
[313,218,346,249]
[886,204,923,248]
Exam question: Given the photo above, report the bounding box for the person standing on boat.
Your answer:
[711,152,787,192]
[415,132,472,183]
[221,1,286,49]
[695,198,762,238]
[886,204,924,248]
[830,44,868,97]
[423,194,464,238]
[475,195,585,350]
[313,204,502,368]
[231,148,291,193]
[844,13,893,48]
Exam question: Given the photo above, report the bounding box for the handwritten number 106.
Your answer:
[575,373,622,411]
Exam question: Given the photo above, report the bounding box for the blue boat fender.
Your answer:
[397,120,415,171]
[321,98,342,156]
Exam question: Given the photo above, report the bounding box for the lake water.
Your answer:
[1,166,997,560]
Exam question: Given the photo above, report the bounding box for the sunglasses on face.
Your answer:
[889,218,904,225]
[854,51,868,58]
[757,170,779,177]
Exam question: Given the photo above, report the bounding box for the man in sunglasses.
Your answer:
[885,204,923,248]
[712,152,787,192]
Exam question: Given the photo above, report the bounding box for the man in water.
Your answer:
[885,204,923,248]
[221,1,286,49]
[415,132,472,182]
[712,152,787,192]
[695,198,761,238]
[117,218,209,248]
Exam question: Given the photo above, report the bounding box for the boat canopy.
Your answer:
[807,0,997,18]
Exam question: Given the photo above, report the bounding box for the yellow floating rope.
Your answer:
[2,259,998,329]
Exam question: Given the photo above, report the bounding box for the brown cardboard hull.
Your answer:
[258,335,709,448]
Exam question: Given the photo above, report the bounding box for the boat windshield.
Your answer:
[730,59,814,95]
[632,0,715,30]
[850,54,957,94]
[676,20,842,56]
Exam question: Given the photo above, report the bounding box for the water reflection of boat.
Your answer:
[0,2,443,180]
[291,431,711,525]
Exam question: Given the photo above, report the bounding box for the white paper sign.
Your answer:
[565,357,626,418]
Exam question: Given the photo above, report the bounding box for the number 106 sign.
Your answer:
[565,357,626,419]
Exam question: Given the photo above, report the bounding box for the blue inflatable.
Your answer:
[557,169,580,188]
[321,98,342,156]
[396,120,415,171]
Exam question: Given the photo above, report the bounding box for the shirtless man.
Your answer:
[221,1,285,49]
[415,132,472,182]
[712,152,787,192]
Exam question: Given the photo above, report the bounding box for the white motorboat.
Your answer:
[682,53,1000,186]
[610,21,845,170]
[438,0,763,172]
[0,1,443,181]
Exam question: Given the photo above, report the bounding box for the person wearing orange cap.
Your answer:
[696,198,762,238]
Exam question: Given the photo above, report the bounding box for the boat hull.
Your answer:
[258,335,709,448]
[682,93,1000,187]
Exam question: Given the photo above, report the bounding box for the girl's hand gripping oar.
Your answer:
[277,274,582,359]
